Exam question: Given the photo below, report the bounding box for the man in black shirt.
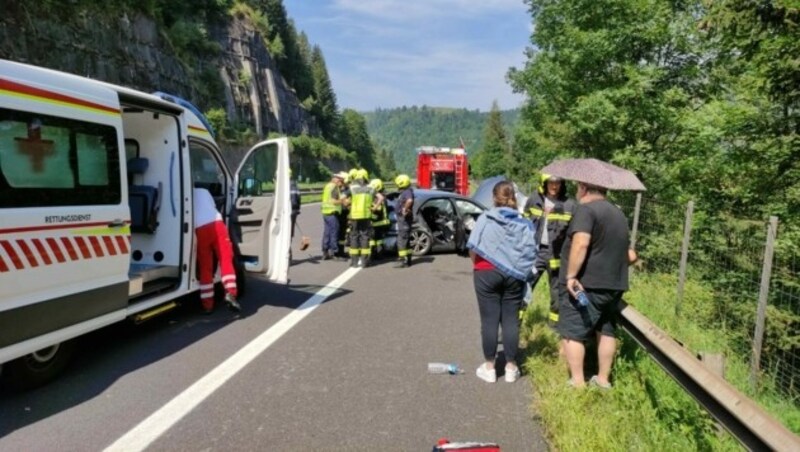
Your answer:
[558,182,637,389]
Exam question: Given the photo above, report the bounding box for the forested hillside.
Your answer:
[1,0,384,181]
[363,106,519,175]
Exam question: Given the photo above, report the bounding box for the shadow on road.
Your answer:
[0,274,351,438]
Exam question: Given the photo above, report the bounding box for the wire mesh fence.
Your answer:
[764,247,800,399]
[618,193,800,401]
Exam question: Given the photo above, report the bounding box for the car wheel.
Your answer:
[3,340,76,390]
[410,229,432,256]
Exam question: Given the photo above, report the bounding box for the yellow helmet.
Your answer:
[395,174,411,189]
[348,168,359,180]
[356,169,369,181]
[369,178,383,191]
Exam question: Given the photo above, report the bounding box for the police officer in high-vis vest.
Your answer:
[348,169,375,267]
[523,173,575,324]
[321,172,347,260]
[369,178,389,256]
[394,174,414,268]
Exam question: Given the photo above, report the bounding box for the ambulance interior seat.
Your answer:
[128,157,161,234]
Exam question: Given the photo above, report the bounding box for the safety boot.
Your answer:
[350,256,359,267]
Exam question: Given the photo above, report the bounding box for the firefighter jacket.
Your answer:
[348,181,375,220]
[371,194,390,227]
[523,177,576,271]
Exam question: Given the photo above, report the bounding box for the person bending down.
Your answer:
[194,187,241,314]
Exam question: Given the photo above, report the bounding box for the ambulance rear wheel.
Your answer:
[3,340,76,390]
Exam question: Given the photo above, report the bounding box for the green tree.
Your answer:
[310,45,342,144]
[294,29,316,106]
[474,101,512,178]
[377,147,398,180]
[341,109,380,177]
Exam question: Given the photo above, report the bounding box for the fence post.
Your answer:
[751,216,778,391]
[629,193,642,279]
[676,200,694,317]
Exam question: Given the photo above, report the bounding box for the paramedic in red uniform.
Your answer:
[194,187,241,314]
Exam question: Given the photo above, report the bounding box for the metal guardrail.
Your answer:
[299,182,397,197]
[619,303,800,451]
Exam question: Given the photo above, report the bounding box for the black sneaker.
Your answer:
[225,293,241,312]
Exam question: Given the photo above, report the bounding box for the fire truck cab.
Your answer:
[416,146,469,195]
[0,59,292,388]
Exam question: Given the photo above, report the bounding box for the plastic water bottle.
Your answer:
[428,363,463,375]
[575,290,590,308]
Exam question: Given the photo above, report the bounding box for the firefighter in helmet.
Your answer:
[369,178,389,256]
[394,174,414,268]
[522,173,576,324]
[348,169,375,267]
[335,171,353,259]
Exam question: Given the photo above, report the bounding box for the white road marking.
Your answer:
[104,267,361,452]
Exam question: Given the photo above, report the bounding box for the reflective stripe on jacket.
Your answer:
[523,193,575,262]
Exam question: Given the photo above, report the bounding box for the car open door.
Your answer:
[231,137,291,283]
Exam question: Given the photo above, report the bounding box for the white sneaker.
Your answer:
[504,367,521,383]
[476,363,497,383]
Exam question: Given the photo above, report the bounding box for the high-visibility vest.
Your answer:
[348,183,374,220]
[372,199,389,226]
[321,182,341,215]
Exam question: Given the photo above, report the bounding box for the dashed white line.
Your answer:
[104,267,361,452]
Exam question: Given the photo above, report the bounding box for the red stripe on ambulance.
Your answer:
[115,235,129,254]
[16,239,39,268]
[0,240,24,270]
[103,236,118,255]
[60,237,79,261]
[88,236,105,257]
[47,238,67,263]
[74,237,92,259]
[32,239,53,265]
[0,235,128,272]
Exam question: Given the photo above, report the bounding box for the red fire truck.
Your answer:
[416,146,469,195]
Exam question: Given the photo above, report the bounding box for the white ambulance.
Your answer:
[0,59,292,388]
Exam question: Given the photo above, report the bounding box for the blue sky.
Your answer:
[283,0,532,112]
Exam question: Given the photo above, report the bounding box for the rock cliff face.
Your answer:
[0,7,317,140]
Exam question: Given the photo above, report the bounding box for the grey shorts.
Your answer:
[556,284,623,341]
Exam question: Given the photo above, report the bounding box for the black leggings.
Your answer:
[473,269,525,363]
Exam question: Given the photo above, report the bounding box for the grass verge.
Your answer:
[519,273,800,451]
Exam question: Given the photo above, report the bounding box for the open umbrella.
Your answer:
[540,158,646,191]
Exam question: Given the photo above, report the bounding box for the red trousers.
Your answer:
[197,220,237,310]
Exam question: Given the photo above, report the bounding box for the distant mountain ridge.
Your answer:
[363,106,519,174]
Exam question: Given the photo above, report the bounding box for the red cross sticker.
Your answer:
[15,120,55,173]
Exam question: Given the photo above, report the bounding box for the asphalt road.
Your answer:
[0,203,546,451]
